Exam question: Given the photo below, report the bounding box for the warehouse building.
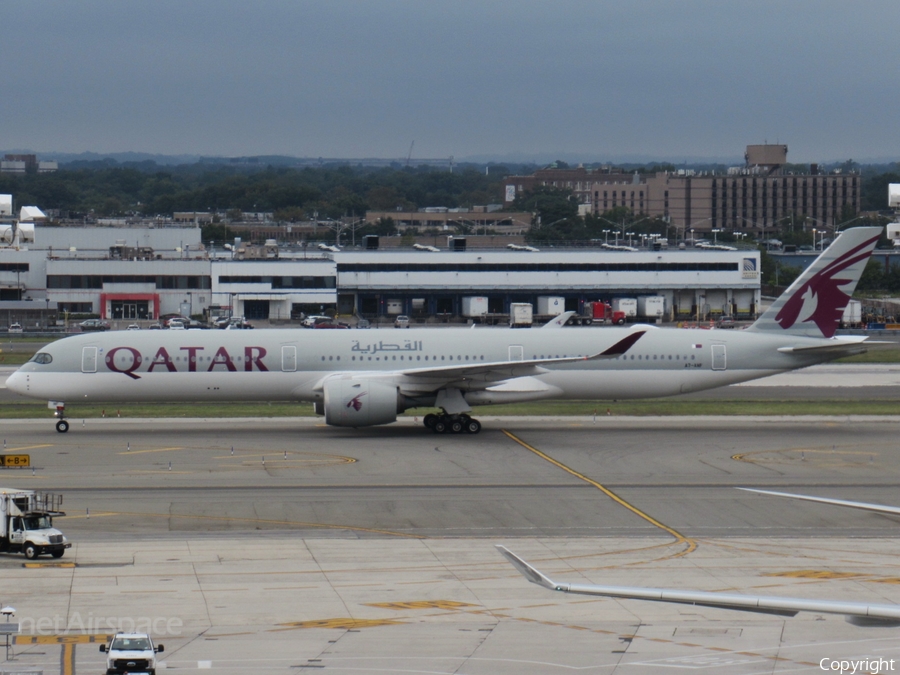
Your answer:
[0,223,759,327]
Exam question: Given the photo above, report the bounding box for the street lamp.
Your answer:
[601,229,612,244]
[711,228,722,244]
[626,232,635,247]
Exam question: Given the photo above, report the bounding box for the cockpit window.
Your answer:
[30,353,53,365]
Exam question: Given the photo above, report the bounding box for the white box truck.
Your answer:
[461,296,489,317]
[0,488,70,559]
[841,299,862,328]
[509,303,533,328]
[536,296,565,316]
[611,298,637,319]
[637,296,666,320]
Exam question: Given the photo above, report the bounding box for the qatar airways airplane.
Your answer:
[6,227,883,434]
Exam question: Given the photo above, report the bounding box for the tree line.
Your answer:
[2,160,899,222]
[0,164,508,220]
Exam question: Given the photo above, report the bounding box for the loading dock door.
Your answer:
[82,346,98,373]
[711,344,726,371]
[282,346,297,372]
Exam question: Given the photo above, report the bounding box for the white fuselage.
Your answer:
[7,326,839,409]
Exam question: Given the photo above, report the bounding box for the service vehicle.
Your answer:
[841,299,862,328]
[8,322,23,333]
[394,315,410,328]
[509,302,533,328]
[79,318,110,331]
[0,488,70,559]
[611,298,638,320]
[637,296,666,320]
[99,632,165,675]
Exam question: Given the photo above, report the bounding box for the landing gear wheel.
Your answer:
[464,418,482,434]
[23,542,39,560]
[433,419,448,434]
[56,420,69,433]
[51,550,65,559]
[450,419,464,434]
[423,413,438,429]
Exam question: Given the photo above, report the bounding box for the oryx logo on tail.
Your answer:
[774,234,880,338]
[748,227,882,338]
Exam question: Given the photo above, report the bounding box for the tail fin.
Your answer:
[748,226,882,338]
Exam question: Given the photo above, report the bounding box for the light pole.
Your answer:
[601,229,611,244]
[711,228,722,244]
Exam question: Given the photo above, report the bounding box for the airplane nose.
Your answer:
[5,369,26,395]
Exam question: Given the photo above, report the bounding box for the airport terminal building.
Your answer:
[0,225,760,326]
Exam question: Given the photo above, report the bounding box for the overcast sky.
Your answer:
[2,1,898,163]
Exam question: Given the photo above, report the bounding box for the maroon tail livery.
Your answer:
[749,227,881,338]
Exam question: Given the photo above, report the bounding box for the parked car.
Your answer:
[356,318,371,329]
[126,324,141,331]
[7,322,23,333]
[716,316,736,329]
[394,315,410,329]
[79,319,110,331]
[224,318,254,330]
[167,319,186,330]
[302,315,331,327]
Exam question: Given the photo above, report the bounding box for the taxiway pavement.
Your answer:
[2,416,900,674]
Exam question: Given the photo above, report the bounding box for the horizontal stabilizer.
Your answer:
[776,336,873,355]
[497,544,900,625]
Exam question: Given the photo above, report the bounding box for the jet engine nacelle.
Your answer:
[323,378,400,427]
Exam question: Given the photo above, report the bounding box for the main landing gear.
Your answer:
[423,413,482,435]
[53,403,69,433]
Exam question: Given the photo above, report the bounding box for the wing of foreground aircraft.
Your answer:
[496,545,900,626]
[738,488,900,517]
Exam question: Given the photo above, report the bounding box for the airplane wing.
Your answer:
[496,545,900,626]
[737,488,900,517]
[397,328,647,384]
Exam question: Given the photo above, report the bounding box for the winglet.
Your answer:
[496,545,561,591]
[594,329,646,358]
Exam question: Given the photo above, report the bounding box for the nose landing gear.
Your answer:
[53,403,69,433]
[423,413,481,434]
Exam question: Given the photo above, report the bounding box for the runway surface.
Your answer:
[2,416,900,674]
